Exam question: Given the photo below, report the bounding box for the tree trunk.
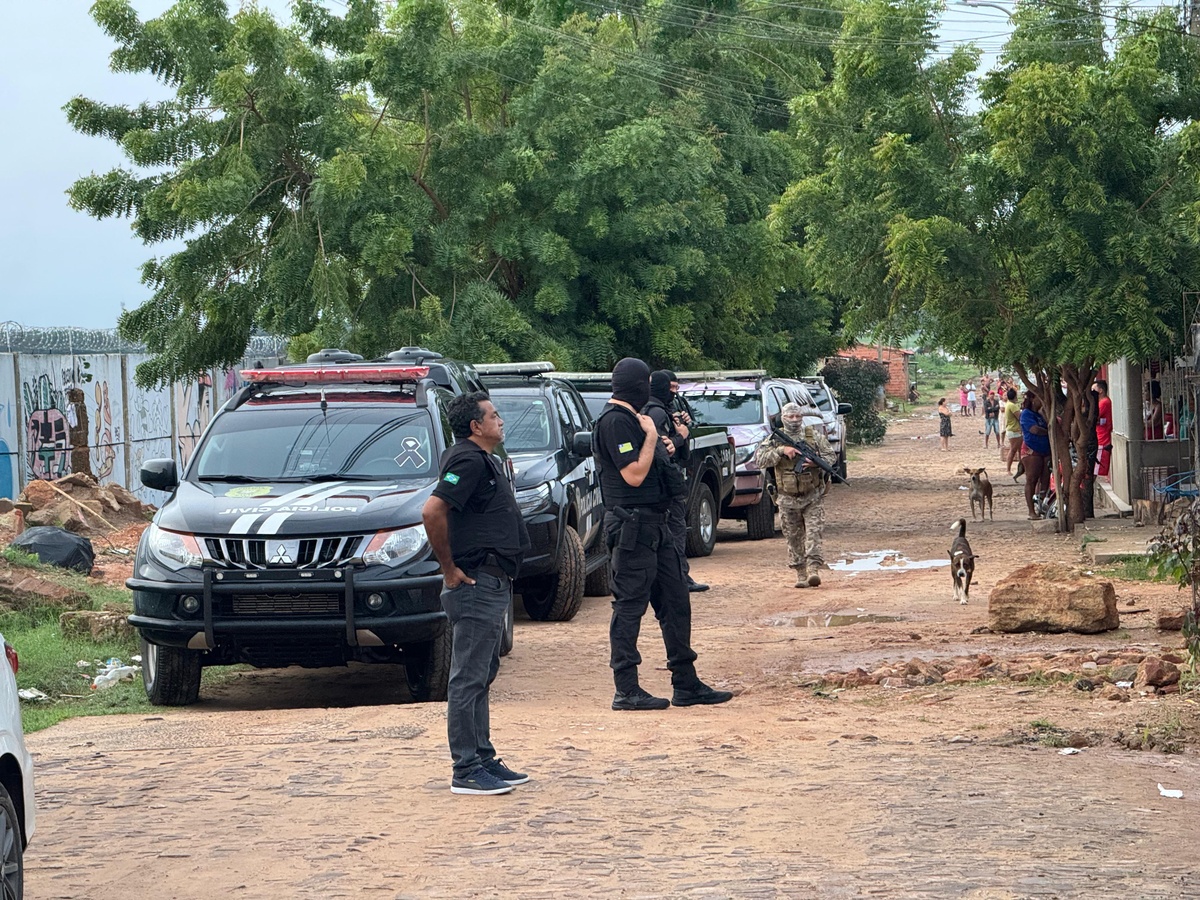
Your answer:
[1055,363,1099,532]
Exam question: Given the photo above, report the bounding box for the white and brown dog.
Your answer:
[962,467,993,521]
[949,518,975,605]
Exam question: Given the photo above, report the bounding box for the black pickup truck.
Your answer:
[558,371,736,557]
[477,365,609,621]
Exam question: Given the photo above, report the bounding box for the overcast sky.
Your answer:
[0,1,1147,333]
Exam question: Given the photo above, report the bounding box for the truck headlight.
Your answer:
[515,482,552,515]
[363,524,427,567]
[144,523,204,571]
[734,444,755,468]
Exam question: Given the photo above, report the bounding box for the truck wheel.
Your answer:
[522,527,585,621]
[404,627,451,702]
[141,636,202,706]
[837,453,847,482]
[498,594,514,658]
[685,483,718,557]
[745,492,776,540]
[0,783,22,900]
[583,555,611,597]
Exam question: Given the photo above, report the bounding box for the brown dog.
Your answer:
[949,518,975,605]
[963,467,993,521]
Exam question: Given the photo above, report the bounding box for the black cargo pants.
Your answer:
[604,508,699,694]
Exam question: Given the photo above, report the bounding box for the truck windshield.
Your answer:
[683,392,764,426]
[806,383,833,412]
[491,396,554,452]
[192,407,438,481]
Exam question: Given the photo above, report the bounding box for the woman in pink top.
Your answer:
[958,382,968,416]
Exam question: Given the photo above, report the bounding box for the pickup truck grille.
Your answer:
[203,536,364,570]
[225,593,344,617]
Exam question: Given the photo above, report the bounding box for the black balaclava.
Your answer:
[662,370,678,402]
[612,357,651,410]
[649,370,673,406]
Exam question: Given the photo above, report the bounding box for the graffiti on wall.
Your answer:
[17,355,126,487]
[175,373,214,469]
[1,352,264,500]
[23,374,72,481]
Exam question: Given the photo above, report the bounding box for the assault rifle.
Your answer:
[770,428,849,485]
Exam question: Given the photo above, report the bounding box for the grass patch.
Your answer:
[3,550,164,731]
[1030,719,1069,748]
[1097,555,1158,582]
[5,602,152,733]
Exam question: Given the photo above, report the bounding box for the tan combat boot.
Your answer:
[806,561,821,588]
[794,566,809,588]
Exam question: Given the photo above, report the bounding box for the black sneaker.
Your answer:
[688,581,710,592]
[481,757,530,786]
[450,767,514,795]
[612,688,670,711]
[672,682,734,707]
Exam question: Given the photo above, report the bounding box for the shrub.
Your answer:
[819,357,888,445]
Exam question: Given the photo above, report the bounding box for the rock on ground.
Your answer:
[988,563,1119,633]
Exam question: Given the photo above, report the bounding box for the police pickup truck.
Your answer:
[126,348,511,706]
[559,371,736,557]
[476,364,608,621]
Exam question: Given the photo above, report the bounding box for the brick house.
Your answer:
[828,345,915,399]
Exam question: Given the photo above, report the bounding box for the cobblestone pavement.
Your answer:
[22,405,1200,898]
[24,685,1200,899]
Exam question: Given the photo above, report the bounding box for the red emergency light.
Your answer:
[240,365,431,384]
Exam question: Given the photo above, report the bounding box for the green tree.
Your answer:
[772,0,1200,529]
[68,0,838,385]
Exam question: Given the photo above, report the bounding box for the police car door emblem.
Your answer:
[269,542,296,565]
[395,437,427,469]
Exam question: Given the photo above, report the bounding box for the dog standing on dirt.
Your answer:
[949,518,975,605]
[962,466,993,521]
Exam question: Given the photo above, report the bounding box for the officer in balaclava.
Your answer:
[643,371,707,593]
[755,401,835,588]
[592,358,732,711]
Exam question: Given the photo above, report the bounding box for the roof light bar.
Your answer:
[241,365,431,384]
[475,361,557,376]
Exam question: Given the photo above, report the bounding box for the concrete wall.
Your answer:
[0,353,275,505]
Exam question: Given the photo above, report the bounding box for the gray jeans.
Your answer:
[440,571,510,779]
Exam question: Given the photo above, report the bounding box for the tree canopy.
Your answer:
[68,0,843,386]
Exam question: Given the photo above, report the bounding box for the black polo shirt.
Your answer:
[593,403,670,510]
[431,438,530,577]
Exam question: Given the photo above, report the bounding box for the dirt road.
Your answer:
[26,406,1200,898]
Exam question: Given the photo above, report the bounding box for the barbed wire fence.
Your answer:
[0,322,289,362]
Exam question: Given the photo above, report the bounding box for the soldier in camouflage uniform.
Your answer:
[755,401,835,588]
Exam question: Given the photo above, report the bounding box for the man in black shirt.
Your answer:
[423,391,531,795]
[593,358,732,711]
[643,370,707,592]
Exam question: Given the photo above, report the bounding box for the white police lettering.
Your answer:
[219,504,360,515]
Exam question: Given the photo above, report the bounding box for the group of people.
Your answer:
[421,358,748,796]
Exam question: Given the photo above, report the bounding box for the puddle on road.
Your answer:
[769,610,905,628]
[830,550,947,573]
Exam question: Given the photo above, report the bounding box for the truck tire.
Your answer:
[141,636,202,706]
[583,554,611,597]
[685,482,718,557]
[836,453,847,482]
[522,526,585,622]
[745,492,776,540]
[404,626,452,702]
[499,594,514,658]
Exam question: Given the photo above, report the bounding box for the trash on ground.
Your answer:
[1058,747,1082,755]
[91,657,141,691]
[1158,783,1184,799]
[17,688,49,702]
[1116,681,1133,689]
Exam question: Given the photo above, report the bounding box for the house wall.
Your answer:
[831,346,913,398]
[1108,357,1193,503]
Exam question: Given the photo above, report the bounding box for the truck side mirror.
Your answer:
[140,458,179,492]
[571,431,593,458]
[837,402,853,416]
